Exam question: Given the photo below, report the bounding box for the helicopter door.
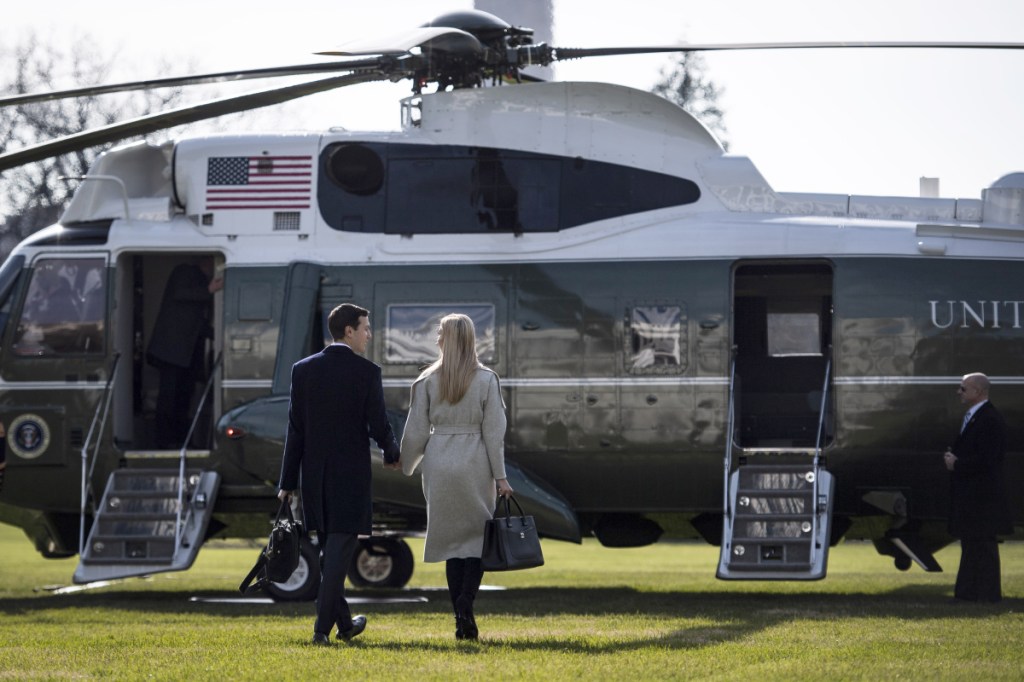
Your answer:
[732,262,834,450]
[112,253,223,452]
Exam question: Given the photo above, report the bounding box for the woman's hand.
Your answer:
[496,478,513,497]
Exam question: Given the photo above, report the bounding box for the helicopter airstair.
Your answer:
[74,354,221,584]
[74,468,220,584]
[717,352,836,580]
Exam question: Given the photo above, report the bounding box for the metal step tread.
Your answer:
[80,556,176,566]
[90,530,178,540]
[730,533,815,540]
[733,513,816,521]
[95,513,179,521]
[725,562,814,571]
[103,490,181,497]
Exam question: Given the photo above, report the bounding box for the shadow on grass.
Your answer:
[2,584,1018,616]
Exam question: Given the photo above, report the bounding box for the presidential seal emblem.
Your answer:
[8,413,51,460]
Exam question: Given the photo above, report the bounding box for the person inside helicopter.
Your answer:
[146,257,223,449]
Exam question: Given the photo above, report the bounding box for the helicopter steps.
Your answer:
[717,464,835,580]
[73,469,220,584]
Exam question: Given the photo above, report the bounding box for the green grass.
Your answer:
[0,522,1021,680]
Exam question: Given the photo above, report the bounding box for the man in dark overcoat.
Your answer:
[147,257,222,448]
[943,372,1013,603]
[278,303,401,645]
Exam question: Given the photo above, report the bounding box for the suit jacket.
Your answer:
[278,345,400,535]
[146,264,212,369]
[949,401,1013,539]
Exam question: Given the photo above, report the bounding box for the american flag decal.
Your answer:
[205,155,313,210]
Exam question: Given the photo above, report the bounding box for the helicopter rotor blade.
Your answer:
[0,57,389,108]
[0,72,383,173]
[548,40,1024,63]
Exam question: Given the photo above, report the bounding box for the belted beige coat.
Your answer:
[401,367,507,562]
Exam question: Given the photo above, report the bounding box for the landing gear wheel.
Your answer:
[265,537,321,601]
[894,554,912,571]
[348,537,414,589]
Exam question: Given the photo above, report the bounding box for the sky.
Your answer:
[3,0,1023,200]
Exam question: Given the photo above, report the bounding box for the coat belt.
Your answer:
[431,425,481,435]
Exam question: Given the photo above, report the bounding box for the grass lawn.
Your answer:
[0,521,1021,680]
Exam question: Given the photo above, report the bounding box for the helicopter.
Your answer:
[0,8,1022,599]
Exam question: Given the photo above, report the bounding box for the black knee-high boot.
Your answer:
[446,559,466,639]
[456,558,484,640]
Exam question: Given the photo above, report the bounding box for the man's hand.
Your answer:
[943,450,957,472]
[277,489,293,502]
[384,459,401,470]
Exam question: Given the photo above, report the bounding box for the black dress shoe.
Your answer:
[337,615,367,642]
[312,632,332,647]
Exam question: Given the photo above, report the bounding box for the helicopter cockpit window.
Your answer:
[628,304,687,374]
[385,304,496,365]
[12,257,106,356]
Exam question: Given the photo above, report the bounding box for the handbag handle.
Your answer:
[494,494,527,526]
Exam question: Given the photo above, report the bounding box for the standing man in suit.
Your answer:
[147,257,223,448]
[278,303,401,646]
[943,372,1013,603]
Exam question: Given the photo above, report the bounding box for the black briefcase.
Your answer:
[239,499,302,594]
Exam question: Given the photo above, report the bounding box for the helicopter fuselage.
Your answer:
[0,82,1020,579]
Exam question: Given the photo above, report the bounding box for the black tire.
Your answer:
[347,537,414,589]
[894,554,913,571]
[264,537,321,601]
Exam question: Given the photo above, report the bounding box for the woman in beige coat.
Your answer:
[401,313,512,640]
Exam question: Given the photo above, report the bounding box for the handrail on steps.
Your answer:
[173,353,222,556]
[722,346,738,524]
[79,353,121,556]
[809,347,833,566]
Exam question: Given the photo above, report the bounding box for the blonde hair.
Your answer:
[420,313,481,404]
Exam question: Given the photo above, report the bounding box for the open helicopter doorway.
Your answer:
[719,261,837,580]
[112,252,223,454]
[732,262,834,451]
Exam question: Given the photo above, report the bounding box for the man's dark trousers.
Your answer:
[315,532,359,636]
[956,538,1002,602]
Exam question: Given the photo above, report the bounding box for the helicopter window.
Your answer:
[767,300,822,357]
[385,303,496,364]
[318,143,700,234]
[327,143,385,196]
[628,304,687,374]
[386,152,559,234]
[11,257,106,356]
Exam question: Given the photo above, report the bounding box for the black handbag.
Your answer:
[481,495,544,572]
[239,499,302,594]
